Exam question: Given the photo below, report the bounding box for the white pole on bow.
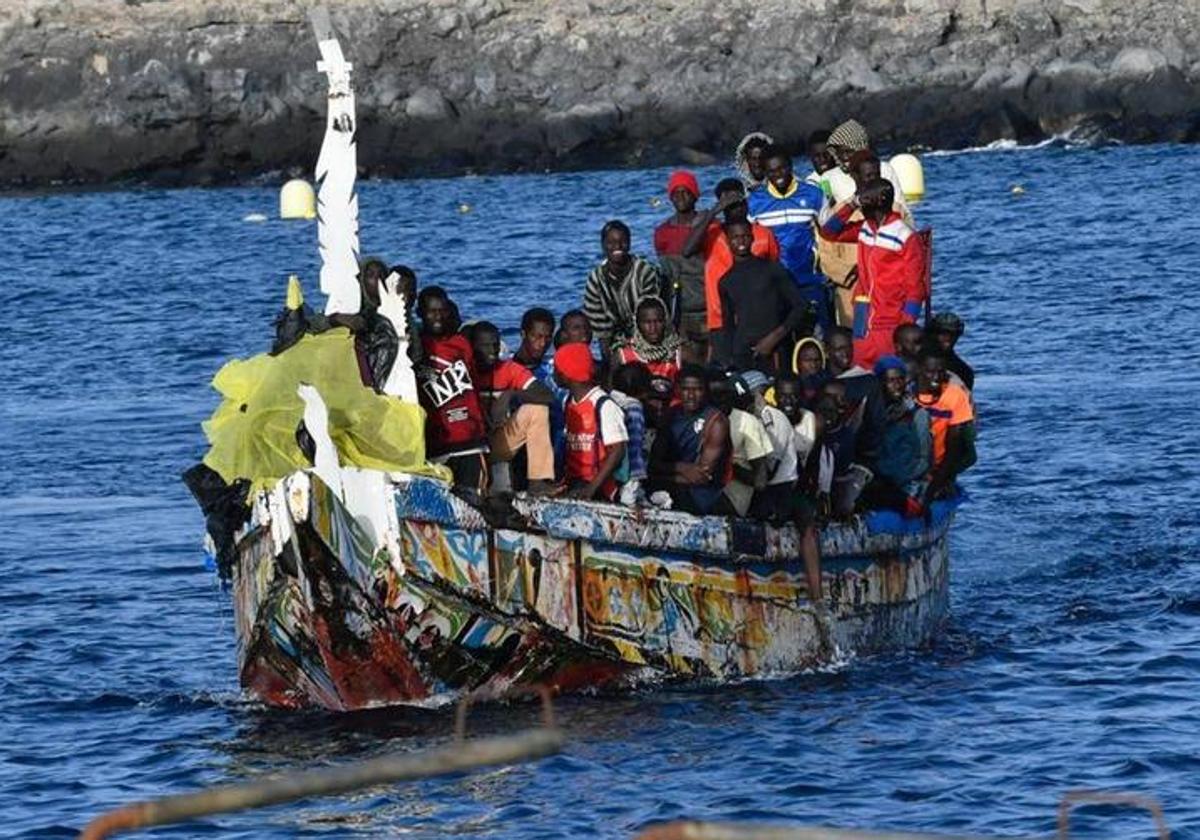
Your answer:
[311,7,361,317]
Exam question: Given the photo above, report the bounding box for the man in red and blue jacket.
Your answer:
[747,144,830,328]
[820,178,925,370]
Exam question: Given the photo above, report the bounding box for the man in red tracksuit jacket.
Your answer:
[820,178,925,369]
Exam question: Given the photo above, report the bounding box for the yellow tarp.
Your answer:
[202,328,447,494]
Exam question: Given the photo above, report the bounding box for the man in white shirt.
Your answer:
[709,374,774,517]
[736,371,801,522]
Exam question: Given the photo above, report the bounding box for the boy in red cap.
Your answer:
[654,169,708,363]
[554,342,629,501]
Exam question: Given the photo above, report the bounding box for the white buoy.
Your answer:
[889,153,925,203]
[280,178,316,220]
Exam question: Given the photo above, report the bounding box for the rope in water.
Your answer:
[78,727,564,839]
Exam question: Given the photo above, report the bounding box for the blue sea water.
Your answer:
[1,143,1199,839]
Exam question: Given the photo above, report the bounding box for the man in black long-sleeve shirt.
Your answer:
[715,220,814,373]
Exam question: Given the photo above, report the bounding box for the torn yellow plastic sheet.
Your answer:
[202,328,448,494]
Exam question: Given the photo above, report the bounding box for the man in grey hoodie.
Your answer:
[733,131,773,192]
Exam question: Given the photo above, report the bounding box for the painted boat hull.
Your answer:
[231,472,954,711]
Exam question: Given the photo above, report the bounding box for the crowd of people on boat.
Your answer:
[345,119,977,544]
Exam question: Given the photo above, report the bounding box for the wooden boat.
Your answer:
[205,11,957,712]
[231,471,955,710]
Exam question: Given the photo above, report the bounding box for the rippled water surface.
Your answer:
[2,144,1199,839]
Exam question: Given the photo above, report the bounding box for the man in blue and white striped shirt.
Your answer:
[747,143,831,329]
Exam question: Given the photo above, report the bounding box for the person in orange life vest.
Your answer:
[468,321,557,496]
[648,364,733,516]
[679,177,780,337]
[820,178,924,370]
[416,286,489,493]
[554,342,628,501]
[615,297,682,389]
[914,349,975,504]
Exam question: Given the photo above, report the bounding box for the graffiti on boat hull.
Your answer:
[231,473,956,710]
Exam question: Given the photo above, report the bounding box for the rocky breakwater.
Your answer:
[1,0,1198,188]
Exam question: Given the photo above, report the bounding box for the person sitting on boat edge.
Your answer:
[615,296,683,391]
[740,369,826,606]
[715,219,814,375]
[825,326,884,473]
[914,349,975,506]
[537,308,598,473]
[582,219,664,362]
[416,286,489,495]
[711,372,774,518]
[894,320,972,403]
[819,379,872,517]
[555,342,629,501]
[511,307,562,480]
[653,170,708,364]
[773,372,820,468]
[927,312,975,392]
[610,362,653,506]
[512,307,556,380]
[748,143,831,330]
[735,371,798,520]
[861,355,932,517]
[680,177,780,339]
[649,364,733,516]
[467,321,556,497]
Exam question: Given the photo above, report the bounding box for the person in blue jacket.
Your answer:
[747,144,831,329]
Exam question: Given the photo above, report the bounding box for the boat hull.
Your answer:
[231,473,954,711]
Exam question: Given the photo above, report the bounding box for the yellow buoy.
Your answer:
[1011,184,1026,195]
[892,152,926,204]
[889,153,925,203]
[285,274,304,310]
[280,179,316,220]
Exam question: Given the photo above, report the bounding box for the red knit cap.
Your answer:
[666,170,700,199]
[555,343,594,384]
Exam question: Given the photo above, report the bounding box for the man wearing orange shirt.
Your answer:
[680,177,780,338]
[914,350,975,503]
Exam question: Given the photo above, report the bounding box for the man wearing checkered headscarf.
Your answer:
[823,118,913,222]
[827,119,871,154]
